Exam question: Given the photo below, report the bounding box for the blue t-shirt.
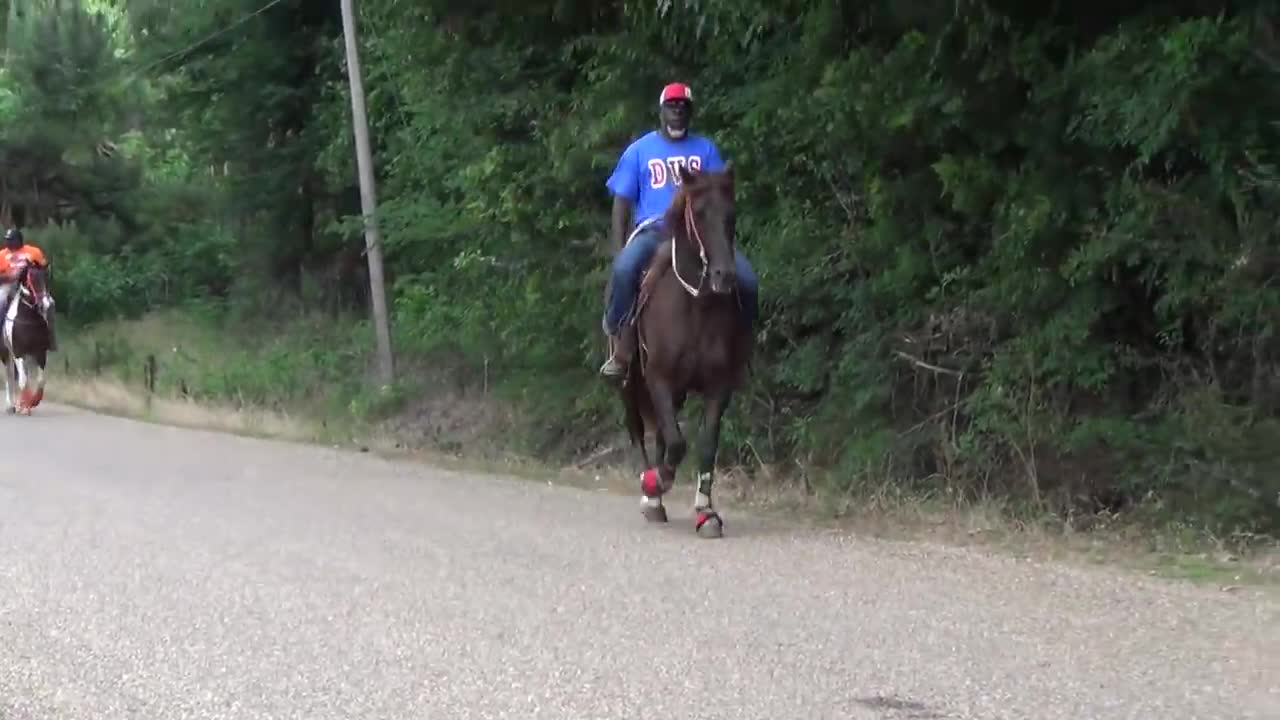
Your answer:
[605,130,725,224]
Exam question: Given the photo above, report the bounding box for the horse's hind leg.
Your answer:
[691,387,733,539]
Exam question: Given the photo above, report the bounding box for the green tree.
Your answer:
[33,0,1279,533]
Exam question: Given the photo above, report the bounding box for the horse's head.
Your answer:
[23,264,48,300]
[12,261,47,308]
[668,161,737,295]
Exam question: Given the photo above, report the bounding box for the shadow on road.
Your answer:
[5,404,77,419]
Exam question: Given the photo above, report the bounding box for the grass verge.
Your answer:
[47,309,1280,592]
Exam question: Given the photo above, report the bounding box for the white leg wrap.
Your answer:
[640,495,663,508]
[695,472,713,509]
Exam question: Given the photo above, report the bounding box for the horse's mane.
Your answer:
[660,183,690,240]
[638,185,691,300]
[639,238,674,300]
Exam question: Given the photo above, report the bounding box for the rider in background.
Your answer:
[599,81,759,380]
[0,228,57,351]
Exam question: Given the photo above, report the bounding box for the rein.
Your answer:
[7,268,44,321]
[20,273,39,307]
[671,194,709,297]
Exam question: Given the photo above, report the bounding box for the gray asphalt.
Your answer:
[1,404,1276,719]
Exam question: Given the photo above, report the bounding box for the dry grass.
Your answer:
[48,374,323,443]
[530,443,1280,589]
[47,371,573,485]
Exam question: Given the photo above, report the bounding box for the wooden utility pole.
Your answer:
[340,0,394,386]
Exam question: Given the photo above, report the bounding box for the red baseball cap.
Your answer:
[659,82,692,105]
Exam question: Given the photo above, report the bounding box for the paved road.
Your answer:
[1,404,1277,719]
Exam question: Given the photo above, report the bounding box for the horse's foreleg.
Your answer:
[29,355,45,408]
[624,373,665,522]
[638,432,669,522]
[692,388,733,539]
[2,355,13,414]
[654,434,667,475]
[638,379,685,522]
[14,356,30,414]
[632,437,651,473]
[651,381,686,479]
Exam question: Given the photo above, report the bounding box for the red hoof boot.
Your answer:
[695,509,724,539]
[640,467,663,497]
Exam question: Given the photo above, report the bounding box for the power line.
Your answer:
[134,0,286,76]
[8,0,289,90]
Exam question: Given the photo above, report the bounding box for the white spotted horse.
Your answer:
[1,260,53,415]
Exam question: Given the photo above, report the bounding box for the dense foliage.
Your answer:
[4,0,1279,533]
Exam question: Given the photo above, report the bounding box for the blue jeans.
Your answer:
[604,224,758,334]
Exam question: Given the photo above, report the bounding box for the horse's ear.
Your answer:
[678,163,697,187]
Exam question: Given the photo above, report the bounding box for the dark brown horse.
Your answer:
[615,162,753,538]
[1,262,52,414]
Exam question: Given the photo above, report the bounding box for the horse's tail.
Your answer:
[621,341,647,449]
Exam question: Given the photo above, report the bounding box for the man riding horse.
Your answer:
[599,82,759,379]
[0,228,58,351]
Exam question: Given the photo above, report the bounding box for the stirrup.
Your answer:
[599,357,627,376]
[600,339,626,374]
